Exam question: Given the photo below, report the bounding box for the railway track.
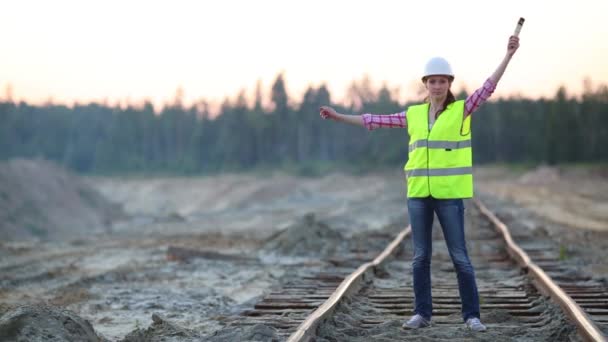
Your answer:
[228,198,608,341]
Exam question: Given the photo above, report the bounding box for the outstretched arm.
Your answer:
[489,35,520,84]
[320,106,407,130]
[319,106,364,127]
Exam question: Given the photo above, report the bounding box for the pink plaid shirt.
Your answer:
[362,78,496,130]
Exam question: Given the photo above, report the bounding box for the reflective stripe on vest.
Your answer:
[404,99,473,199]
[406,166,473,178]
[408,139,472,153]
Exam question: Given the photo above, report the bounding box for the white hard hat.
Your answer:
[422,57,454,81]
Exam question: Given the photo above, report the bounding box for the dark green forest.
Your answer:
[1,74,607,175]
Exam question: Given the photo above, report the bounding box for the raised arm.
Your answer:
[490,35,520,85]
[465,35,520,116]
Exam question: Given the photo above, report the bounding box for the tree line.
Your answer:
[1,74,607,175]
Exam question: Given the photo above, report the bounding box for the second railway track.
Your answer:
[227,198,608,341]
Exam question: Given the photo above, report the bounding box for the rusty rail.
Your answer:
[473,198,606,342]
[286,226,411,342]
[287,198,607,342]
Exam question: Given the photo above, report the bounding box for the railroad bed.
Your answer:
[227,199,608,341]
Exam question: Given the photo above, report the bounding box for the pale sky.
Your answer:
[1,0,607,110]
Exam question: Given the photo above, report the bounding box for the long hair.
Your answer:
[423,76,456,119]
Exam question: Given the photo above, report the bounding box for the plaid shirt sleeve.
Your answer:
[361,78,495,129]
[361,111,407,131]
[464,78,496,117]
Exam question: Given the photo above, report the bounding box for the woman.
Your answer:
[319,35,520,332]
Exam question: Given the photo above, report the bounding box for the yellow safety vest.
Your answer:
[404,99,473,198]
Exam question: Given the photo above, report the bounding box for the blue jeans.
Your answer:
[407,197,480,322]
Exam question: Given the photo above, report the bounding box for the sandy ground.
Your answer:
[1,170,408,341]
[476,165,608,277]
[1,165,606,341]
[89,171,408,239]
[476,165,608,232]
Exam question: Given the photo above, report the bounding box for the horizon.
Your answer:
[2,72,604,115]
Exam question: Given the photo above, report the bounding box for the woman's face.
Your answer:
[425,76,451,100]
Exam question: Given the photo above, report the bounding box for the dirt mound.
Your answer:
[120,314,280,342]
[205,323,279,341]
[0,158,124,241]
[120,313,204,342]
[0,304,106,342]
[262,213,344,257]
[517,165,560,184]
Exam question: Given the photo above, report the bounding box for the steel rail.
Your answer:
[287,198,606,342]
[473,198,606,342]
[286,226,411,342]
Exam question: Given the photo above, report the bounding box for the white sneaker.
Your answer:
[465,317,487,332]
[402,314,431,329]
